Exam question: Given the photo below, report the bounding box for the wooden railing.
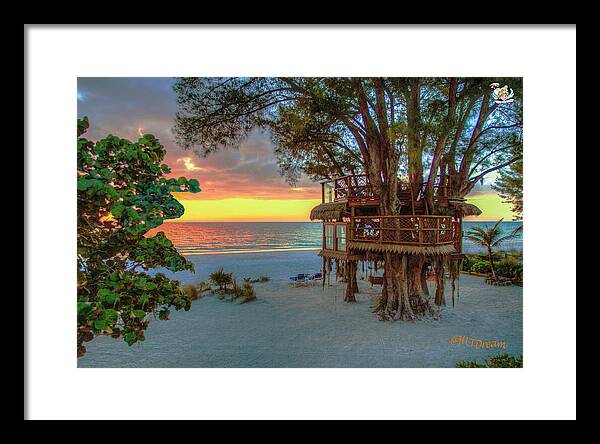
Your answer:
[350,215,455,246]
[325,174,448,203]
[332,175,376,201]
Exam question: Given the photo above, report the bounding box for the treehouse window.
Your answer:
[325,224,335,250]
[336,224,347,251]
[324,183,334,203]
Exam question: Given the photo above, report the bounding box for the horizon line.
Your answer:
[164,219,522,223]
[165,220,316,223]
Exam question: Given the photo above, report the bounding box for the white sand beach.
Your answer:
[78,250,523,368]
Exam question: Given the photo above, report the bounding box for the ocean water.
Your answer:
[148,221,523,255]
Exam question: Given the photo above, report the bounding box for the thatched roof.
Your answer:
[450,202,482,217]
[310,202,347,221]
[318,250,362,261]
[348,241,456,256]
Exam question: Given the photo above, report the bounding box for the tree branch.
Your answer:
[469,143,520,177]
[469,156,522,184]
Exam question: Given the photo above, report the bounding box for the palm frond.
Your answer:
[488,218,504,239]
[511,225,523,235]
[465,227,489,238]
[464,234,489,247]
[492,225,523,247]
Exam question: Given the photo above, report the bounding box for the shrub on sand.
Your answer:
[207,271,257,303]
[456,353,523,368]
[240,282,256,304]
[196,281,211,293]
[209,268,233,291]
[471,260,492,274]
[230,279,241,301]
[495,256,523,281]
[462,254,522,282]
[508,248,523,258]
[183,284,199,301]
[243,275,270,284]
[462,256,477,272]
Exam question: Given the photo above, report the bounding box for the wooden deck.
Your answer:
[350,215,456,246]
[317,175,463,255]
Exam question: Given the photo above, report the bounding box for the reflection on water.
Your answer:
[146,222,323,253]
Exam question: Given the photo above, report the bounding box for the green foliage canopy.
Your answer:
[492,143,523,219]
[456,353,523,368]
[77,117,200,357]
[172,77,523,204]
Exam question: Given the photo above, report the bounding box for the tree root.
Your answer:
[373,253,445,322]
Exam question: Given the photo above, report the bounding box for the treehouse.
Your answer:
[310,174,481,288]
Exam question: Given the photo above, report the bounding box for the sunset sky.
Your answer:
[77,77,515,222]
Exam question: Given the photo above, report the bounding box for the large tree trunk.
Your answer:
[368,156,440,320]
[378,253,438,321]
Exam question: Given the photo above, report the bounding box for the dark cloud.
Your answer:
[77,77,176,138]
[77,77,320,200]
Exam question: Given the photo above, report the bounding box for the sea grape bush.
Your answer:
[461,256,477,272]
[461,257,493,274]
[494,256,523,281]
[183,284,200,301]
[461,254,522,281]
[471,261,492,275]
[456,353,523,368]
[77,117,200,357]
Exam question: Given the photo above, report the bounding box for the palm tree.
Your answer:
[464,219,523,280]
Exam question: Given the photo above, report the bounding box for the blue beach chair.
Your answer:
[289,273,307,286]
[309,272,323,285]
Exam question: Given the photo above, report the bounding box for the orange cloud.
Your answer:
[176,157,203,172]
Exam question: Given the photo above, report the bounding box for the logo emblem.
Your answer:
[490,83,515,104]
